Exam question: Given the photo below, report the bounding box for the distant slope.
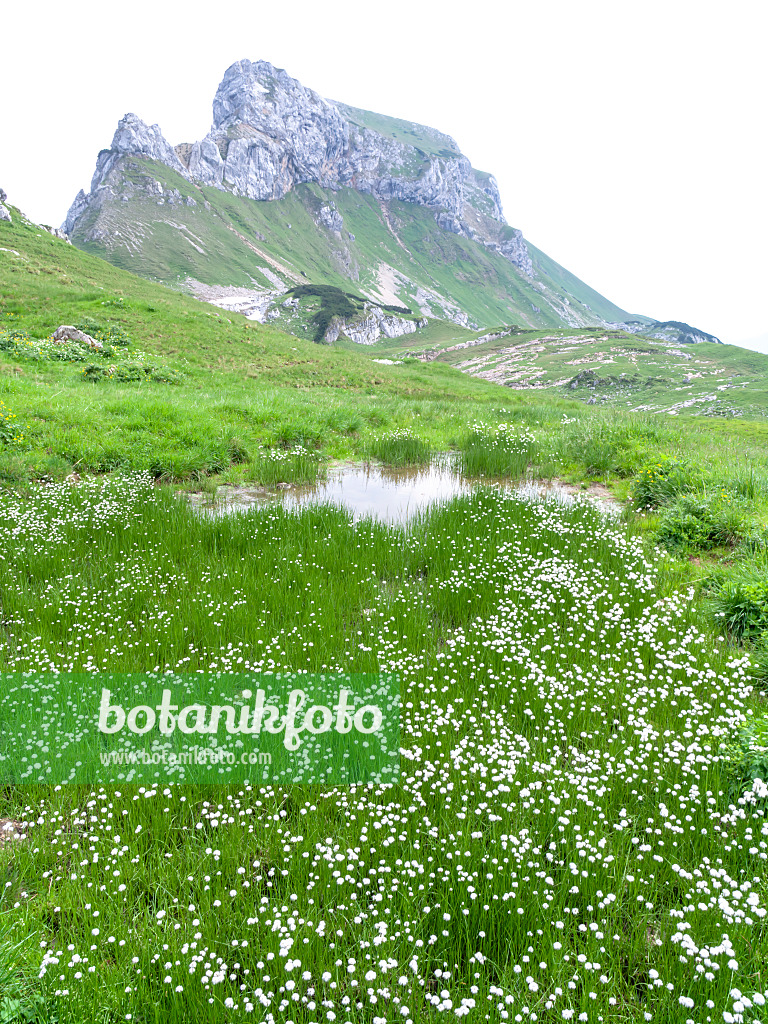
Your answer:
[413,327,768,417]
[526,242,651,327]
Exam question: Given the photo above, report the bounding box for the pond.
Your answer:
[183,461,618,524]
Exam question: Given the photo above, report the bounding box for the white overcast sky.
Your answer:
[2,0,766,347]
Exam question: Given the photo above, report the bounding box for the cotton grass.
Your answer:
[0,473,765,1023]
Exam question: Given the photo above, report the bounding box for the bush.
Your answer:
[0,328,32,350]
[656,491,752,552]
[629,455,701,509]
[365,428,430,467]
[81,364,184,384]
[1,327,131,363]
[0,332,90,362]
[721,716,768,807]
[72,318,131,347]
[711,571,768,640]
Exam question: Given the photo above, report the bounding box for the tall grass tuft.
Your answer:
[556,414,676,478]
[629,454,703,509]
[711,569,768,640]
[365,428,431,467]
[655,490,753,552]
[246,443,324,485]
[459,422,537,478]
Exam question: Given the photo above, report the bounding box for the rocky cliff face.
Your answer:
[326,305,429,345]
[63,59,530,273]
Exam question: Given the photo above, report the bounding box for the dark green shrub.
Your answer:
[81,364,184,384]
[656,492,752,552]
[73,318,131,347]
[630,455,701,509]
[721,716,768,807]
[711,572,768,640]
[0,328,31,350]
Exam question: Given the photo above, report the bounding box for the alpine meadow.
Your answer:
[2,53,768,1024]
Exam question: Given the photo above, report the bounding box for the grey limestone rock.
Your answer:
[43,225,70,242]
[499,229,533,276]
[62,59,532,276]
[52,325,102,350]
[89,114,190,193]
[0,187,11,222]
[342,305,423,346]
[318,204,343,234]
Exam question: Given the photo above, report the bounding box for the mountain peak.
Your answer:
[212,59,337,130]
[59,58,710,334]
[87,113,189,196]
[70,59,512,253]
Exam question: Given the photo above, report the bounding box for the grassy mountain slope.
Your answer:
[0,204,543,483]
[526,241,650,325]
[4,201,768,493]
[335,103,462,156]
[69,155,635,330]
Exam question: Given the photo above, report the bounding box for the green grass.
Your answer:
[363,427,431,466]
[336,103,462,157]
[428,324,768,417]
[459,422,538,478]
[0,474,764,1023]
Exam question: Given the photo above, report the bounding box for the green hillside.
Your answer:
[526,241,651,325]
[68,155,633,330]
[0,204,539,484]
[336,102,462,156]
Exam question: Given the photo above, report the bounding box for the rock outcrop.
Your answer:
[91,113,190,191]
[62,59,529,275]
[0,188,11,223]
[317,204,343,234]
[616,320,722,345]
[326,305,428,346]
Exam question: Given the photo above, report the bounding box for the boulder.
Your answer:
[0,187,11,223]
[52,325,103,350]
